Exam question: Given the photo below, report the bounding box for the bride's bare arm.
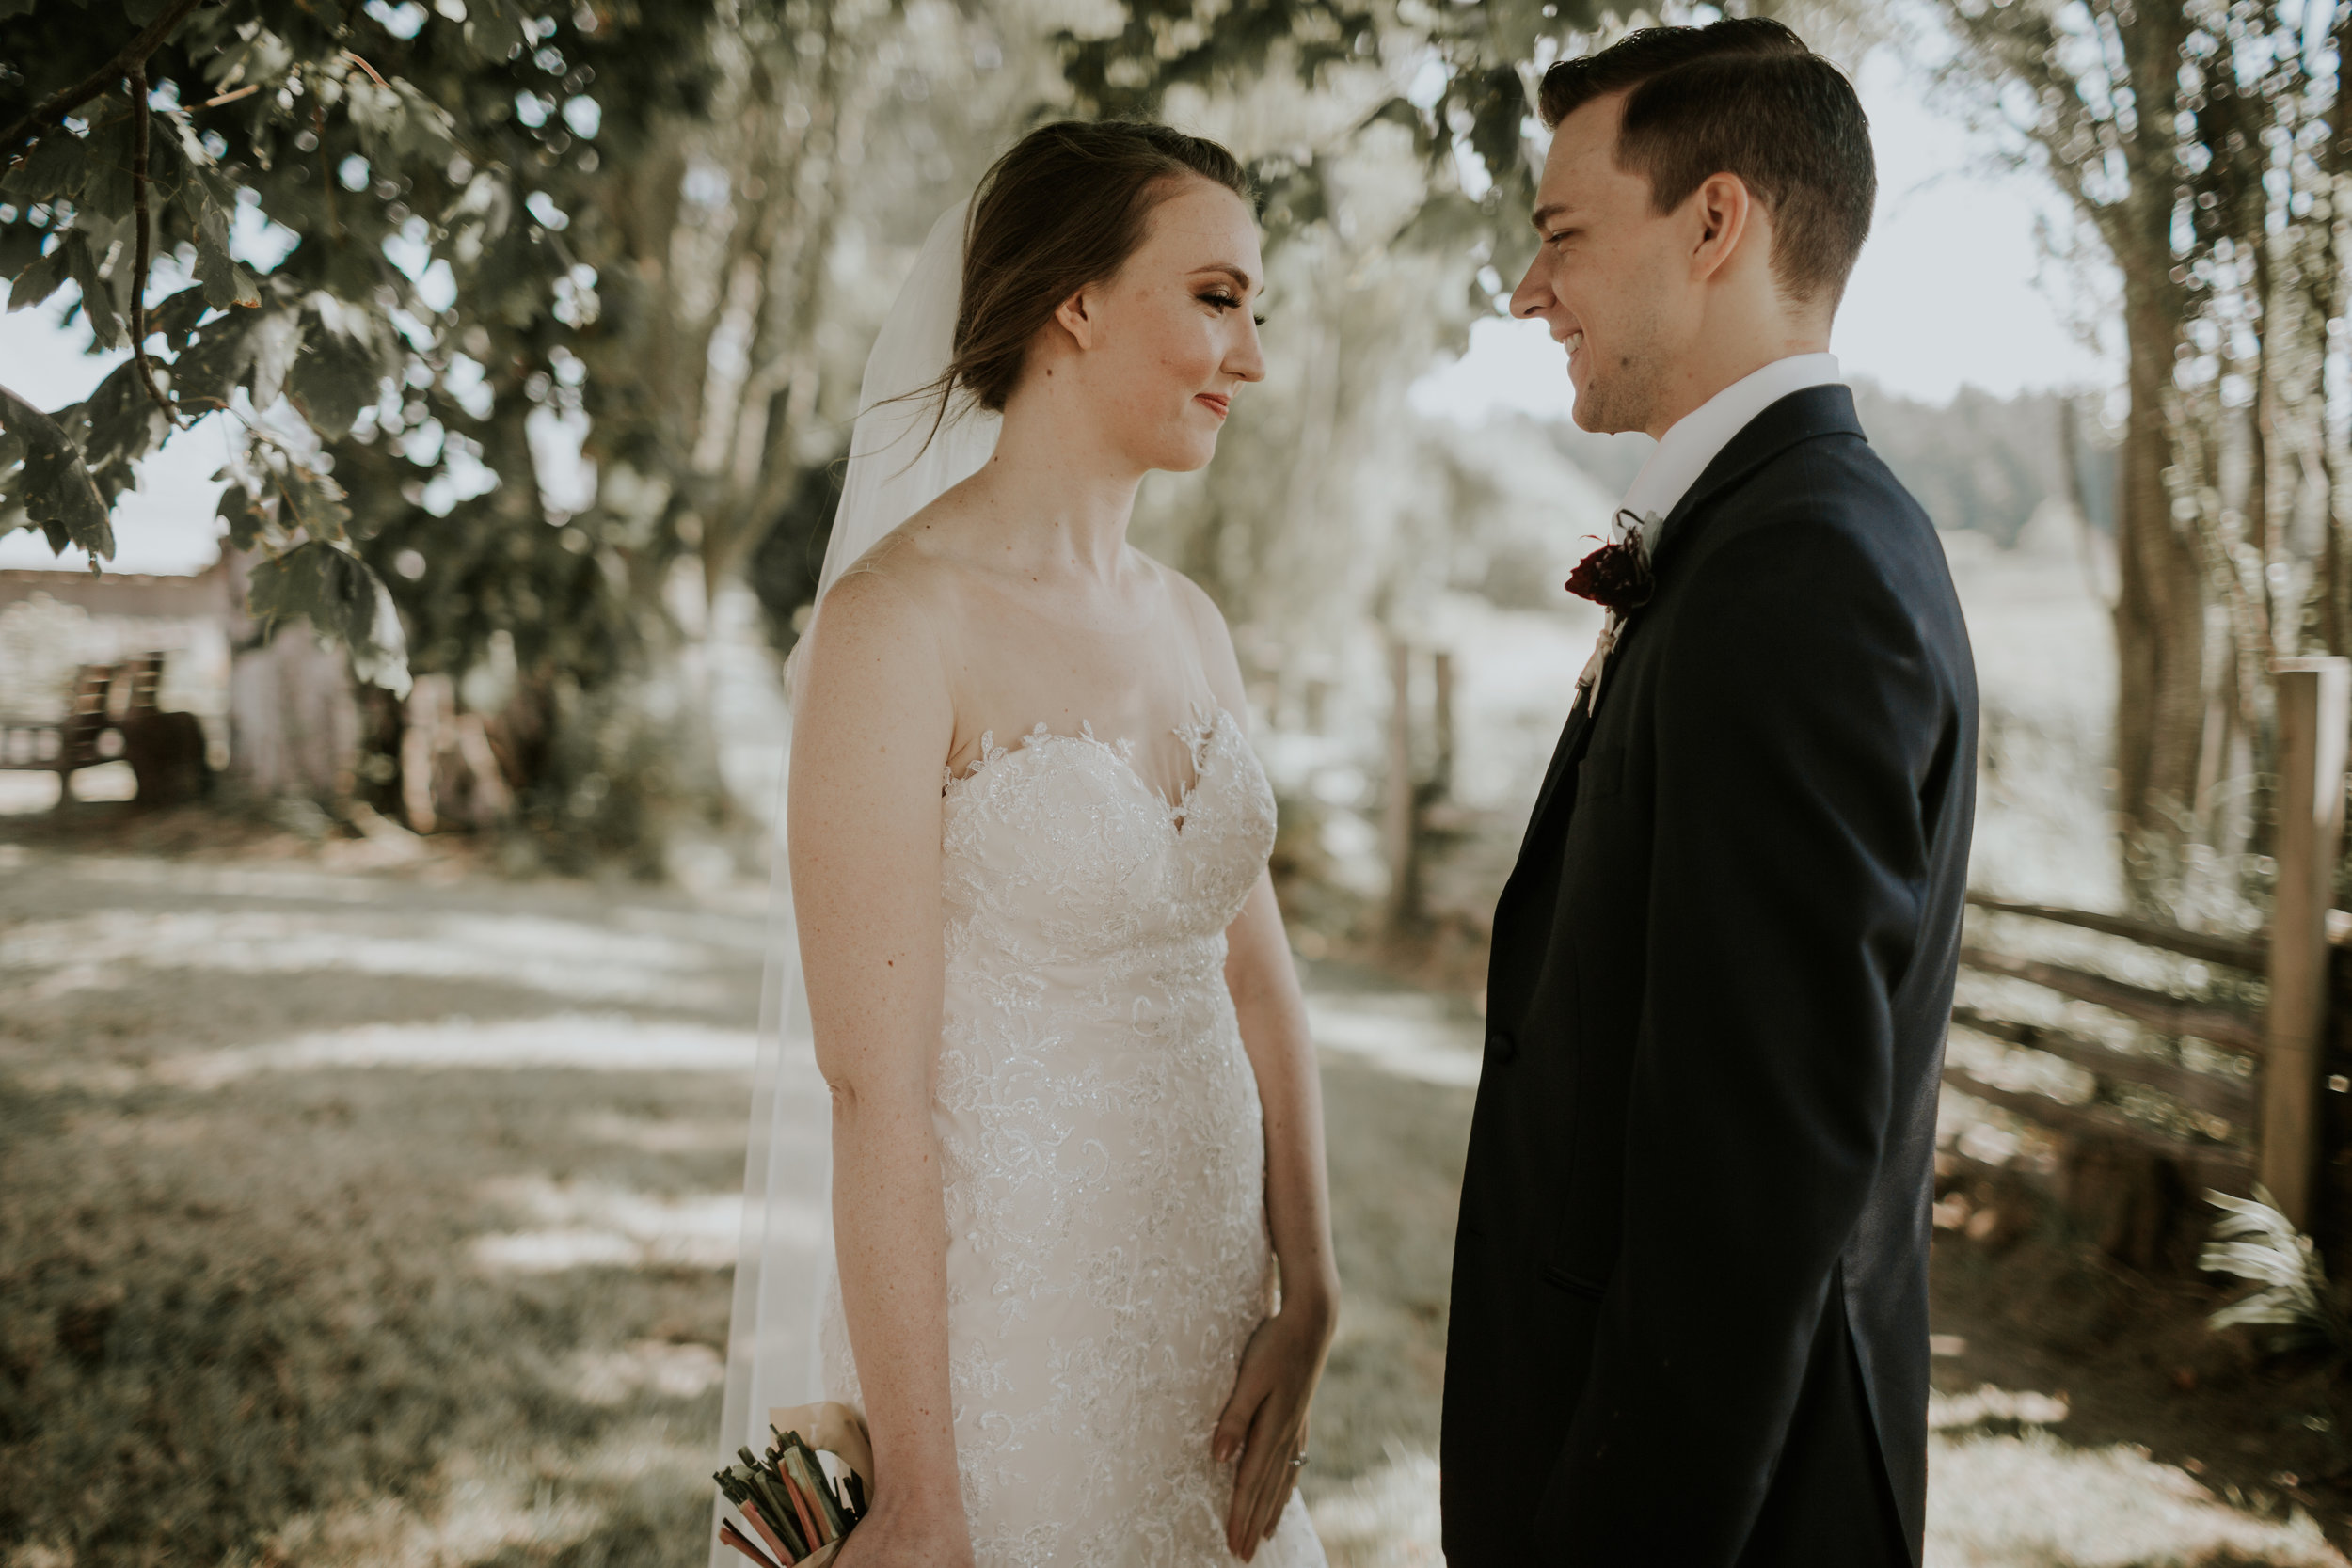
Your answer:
[1224,875,1340,1318]
[1176,573,1340,1559]
[789,567,971,1564]
[1214,879,1342,1556]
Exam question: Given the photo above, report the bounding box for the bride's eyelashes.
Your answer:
[1199,289,1269,326]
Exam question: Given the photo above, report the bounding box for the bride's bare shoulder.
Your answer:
[797,499,992,718]
[824,486,993,610]
[1150,559,1224,626]
[817,506,968,626]
[1145,557,1248,697]
[799,539,956,706]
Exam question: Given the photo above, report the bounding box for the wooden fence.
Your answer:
[1944,658,2352,1249]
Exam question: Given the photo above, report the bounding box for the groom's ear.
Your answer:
[1687,171,1756,281]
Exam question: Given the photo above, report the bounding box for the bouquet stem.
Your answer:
[720,1521,784,1568]
[741,1499,800,1566]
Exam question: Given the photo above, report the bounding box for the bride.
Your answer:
[761,121,1338,1567]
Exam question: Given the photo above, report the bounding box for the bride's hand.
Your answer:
[829,1496,975,1568]
[1211,1299,1338,1560]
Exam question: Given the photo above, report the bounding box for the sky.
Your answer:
[1408,46,2114,423]
[2,41,2115,577]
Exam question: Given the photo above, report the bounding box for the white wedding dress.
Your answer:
[815,705,1327,1567]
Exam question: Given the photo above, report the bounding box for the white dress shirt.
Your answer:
[1567,353,1844,717]
[1617,352,1844,529]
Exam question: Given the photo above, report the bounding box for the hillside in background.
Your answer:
[1541,380,2117,546]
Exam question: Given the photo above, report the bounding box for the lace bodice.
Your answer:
[818,705,1325,1566]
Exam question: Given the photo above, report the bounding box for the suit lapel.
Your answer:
[1518,696,1592,854]
[1515,384,1867,849]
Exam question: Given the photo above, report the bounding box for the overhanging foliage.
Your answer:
[0,0,723,698]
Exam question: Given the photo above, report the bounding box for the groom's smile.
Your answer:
[1509,83,1749,439]
[1509,99,1677,436]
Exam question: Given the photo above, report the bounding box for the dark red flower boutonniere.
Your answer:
[1567,509,1665,717]
[1565,510,1658,611]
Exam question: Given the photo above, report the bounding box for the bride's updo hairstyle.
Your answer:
[946,121,1250,413]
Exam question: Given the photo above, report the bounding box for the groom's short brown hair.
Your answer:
[1537,19,1875,308]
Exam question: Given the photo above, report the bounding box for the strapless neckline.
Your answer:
[944,703,1235,831]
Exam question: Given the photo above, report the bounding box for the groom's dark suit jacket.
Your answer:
[1441,385,1976,1567]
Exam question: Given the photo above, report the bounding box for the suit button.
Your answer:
[1487,1027,1517,1061]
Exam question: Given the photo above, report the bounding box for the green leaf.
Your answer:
[165,108,217,174]
[0,129,90,203]
[247,307,301,409]
[217,483,267,552]
[386,79,461,159]
[1250,154,1328,237]
[278,455,353,543]
[135,111,185,206]
[464,0,529,64]
[76,359,171,499]
[168,309,259,411]
[288,294,385,439]
[1395,190,1489,252]
[0,383,114,562]
[1462,66,1529,193]
[75,113,137,224]
[0,220,42,284]
[8,243,72,313]
[195,198,260,309]
[347,75,460,164]
[148,284,210,351]
[61,230,126,351]
[204,28,295,93]
[1363,96,1436,158]
[246,540,411,695]
[214,421,354,551]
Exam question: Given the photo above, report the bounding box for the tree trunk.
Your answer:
[2320,0,2352,654]
[227,628,358,805]
[2249,230,2276,634]
[1383,636,1419,936]
[2112,277,2208,901]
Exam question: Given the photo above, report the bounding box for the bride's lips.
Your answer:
[1195,391,1232,420]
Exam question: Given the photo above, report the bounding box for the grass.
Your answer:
[0,1061,739,1566]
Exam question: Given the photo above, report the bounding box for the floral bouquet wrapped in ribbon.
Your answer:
[714,1401,876,1568]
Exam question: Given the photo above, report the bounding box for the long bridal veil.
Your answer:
[712,198,1000,1565]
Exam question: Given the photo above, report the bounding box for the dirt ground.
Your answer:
[4,806,2350,1567]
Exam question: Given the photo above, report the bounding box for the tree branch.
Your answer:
[0,0,210,161]
[127,65,181,429]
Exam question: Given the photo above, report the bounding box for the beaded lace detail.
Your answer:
[819,705,1324,1566]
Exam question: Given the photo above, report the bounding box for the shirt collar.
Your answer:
[1617,352,1844,528]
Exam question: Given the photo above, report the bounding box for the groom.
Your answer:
[1442,19,1975,1568]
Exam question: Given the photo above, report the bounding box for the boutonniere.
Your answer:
[1565,508,1659,612]
[1567,509,1663,717]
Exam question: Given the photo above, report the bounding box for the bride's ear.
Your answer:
[1053,286,1101,350]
